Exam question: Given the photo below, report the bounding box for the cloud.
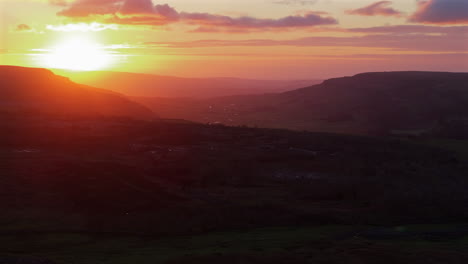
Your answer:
[179,12,337,29]
[145,32,467,52]
[346,1,403,17]
[409,0,468,24]
[119,0,154,14]
[15,24,32,31]
[57,0,121,17]
[272,0,318,5]
[14,24,44,34]
[55,0,338,31]
[348,25,468,34]
[46,22,118,32]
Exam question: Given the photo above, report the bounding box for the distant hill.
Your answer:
[0,66,155,120]
[136,72,468,135]
[52,69,321,98]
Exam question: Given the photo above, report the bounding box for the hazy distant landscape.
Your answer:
[53,69,321,98]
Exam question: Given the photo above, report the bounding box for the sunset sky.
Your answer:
[1,0,467,79]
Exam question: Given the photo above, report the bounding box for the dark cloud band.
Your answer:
[409,0,468,24]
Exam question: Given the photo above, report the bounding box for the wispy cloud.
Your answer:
[46,22,118,32]
[14,24,43,34]
[15,24,33,31]
[54,0,338,31]
[348,25,468,34]
[145,29,468,52]
[271,0,318,5]
[346,1,403,17]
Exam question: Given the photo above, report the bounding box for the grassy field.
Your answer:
[2,224,468,264]
[416,139,468,162]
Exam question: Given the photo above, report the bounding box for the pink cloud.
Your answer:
[58,0,121,17]
[346,1,403,17]
[55,0,338,31]
[119,0,154,14]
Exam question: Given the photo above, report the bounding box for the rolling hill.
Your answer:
[0,66,155,120]
[136,71,468,135]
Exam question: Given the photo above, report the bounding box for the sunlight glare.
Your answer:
[41,36,114,71]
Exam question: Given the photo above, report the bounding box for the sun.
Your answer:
[41,36,114,71]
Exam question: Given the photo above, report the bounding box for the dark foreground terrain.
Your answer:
[1,115,468,263]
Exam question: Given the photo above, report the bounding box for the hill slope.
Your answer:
[0,66,155,120]
[136,71,468,135]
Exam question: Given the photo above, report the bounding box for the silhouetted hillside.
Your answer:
[0,66,155,120]
[137,72,468,136]
[53,69,321,98]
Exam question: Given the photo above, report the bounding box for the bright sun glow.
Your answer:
[41,36,114,71]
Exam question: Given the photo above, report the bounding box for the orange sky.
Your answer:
[0,0,467,79]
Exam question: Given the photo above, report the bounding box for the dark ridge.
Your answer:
[0,66,156,120]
